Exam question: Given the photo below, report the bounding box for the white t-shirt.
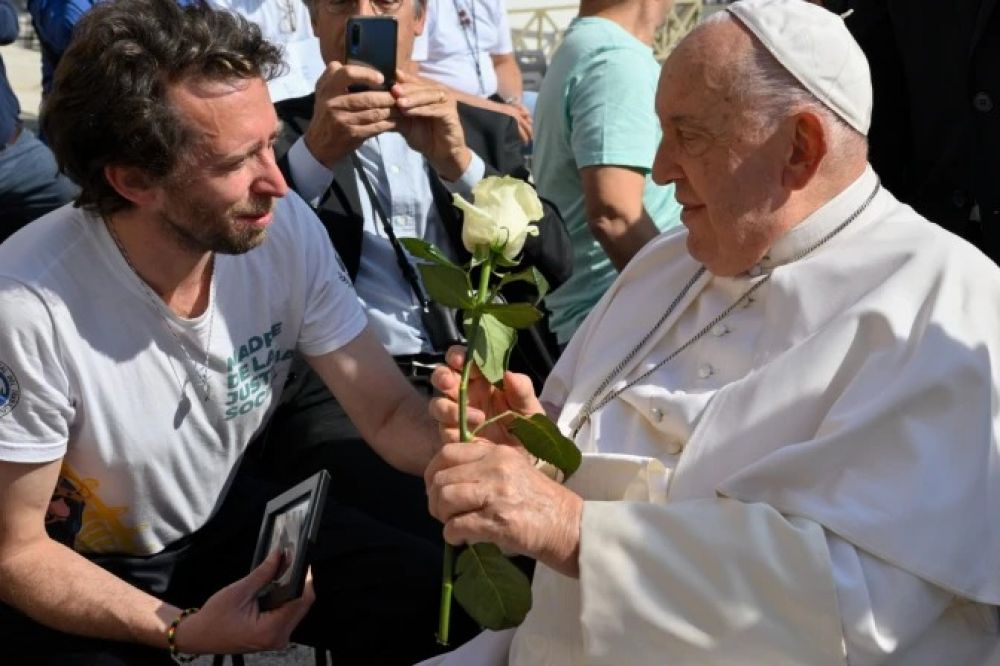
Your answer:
[0,194,366,555]
[412,0,514,97]
[207,0,325,102]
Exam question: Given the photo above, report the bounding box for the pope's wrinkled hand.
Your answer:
[425,440,583,578]
[430,346,545,446]
[171,550,315,655]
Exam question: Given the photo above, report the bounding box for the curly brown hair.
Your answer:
[42,0,286,217]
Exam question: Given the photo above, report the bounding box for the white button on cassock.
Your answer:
[748,264,764,277]
[698,364,714,379]
[711,323,729,336]
[650,407,664,422]
[665,439,683,455]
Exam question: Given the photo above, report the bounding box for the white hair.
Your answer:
[700,12,866,162]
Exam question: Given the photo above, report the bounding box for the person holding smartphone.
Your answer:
[266,0,571,661]
[411,0,534,143]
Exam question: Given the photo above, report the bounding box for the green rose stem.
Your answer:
[437,253,495,646]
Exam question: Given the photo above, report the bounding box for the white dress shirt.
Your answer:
[288,134,485,355]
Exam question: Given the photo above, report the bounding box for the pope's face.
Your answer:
[651,26,794,277]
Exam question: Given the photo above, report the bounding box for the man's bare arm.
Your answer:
[580,165,661,270]
[0,458,178,646]
[305,326,439,476]
[490,52,524,103]
[0,459,313,653]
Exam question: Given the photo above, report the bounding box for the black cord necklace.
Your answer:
[451,0,486,95]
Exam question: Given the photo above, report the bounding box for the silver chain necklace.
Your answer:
[105,217,216,403]
[570,179,881,439]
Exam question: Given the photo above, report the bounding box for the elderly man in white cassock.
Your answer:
[421,0,1000,663]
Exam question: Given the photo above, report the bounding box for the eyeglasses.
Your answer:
[320,0,404,15]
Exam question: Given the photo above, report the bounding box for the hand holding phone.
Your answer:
[302,59,396,166]
[345,16,398,92]
[391,70,471,181]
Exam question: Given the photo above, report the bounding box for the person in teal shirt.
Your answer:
[534,0,682,345]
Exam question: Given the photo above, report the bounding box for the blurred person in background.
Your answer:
[28,0,199,99]
[26,0,97,98]
[206,0,326,102]
[413,0,533,142]
[839,0,1000,263]
[0,0,76,239]
[533,0,682,347]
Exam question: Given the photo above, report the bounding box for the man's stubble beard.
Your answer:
[157,192,273,256]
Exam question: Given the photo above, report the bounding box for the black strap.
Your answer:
[451,0,485,95]
[349,151,431,309]
[350,150,466,351]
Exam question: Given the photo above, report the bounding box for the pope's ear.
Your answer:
[103,164,160,208]
[782,110,827,191]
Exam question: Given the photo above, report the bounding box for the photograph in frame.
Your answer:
[251,469,330,611]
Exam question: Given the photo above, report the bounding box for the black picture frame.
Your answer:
[251,469,330,611]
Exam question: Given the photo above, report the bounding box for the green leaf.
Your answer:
[493,253,519,269]
[400,238,462,271]
[469,312,516,384]
[481,302,542,330]
[471,245,491,268]
[453,543,532,630]
[497,267,550,303]
[508,413,582,477]
[418,264,475,309]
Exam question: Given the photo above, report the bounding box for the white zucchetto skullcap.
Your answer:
[726,0,872,134]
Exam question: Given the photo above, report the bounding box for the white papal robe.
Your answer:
[421,167,1000,665]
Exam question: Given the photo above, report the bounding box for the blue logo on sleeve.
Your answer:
[0,362,20,418]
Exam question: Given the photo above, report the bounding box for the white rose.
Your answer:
[454,175,543,260]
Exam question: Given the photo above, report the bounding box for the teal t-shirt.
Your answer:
[534,17,682,345]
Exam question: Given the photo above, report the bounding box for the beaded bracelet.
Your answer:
[166,606,200,663]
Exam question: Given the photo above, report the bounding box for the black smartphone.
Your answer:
[345,16,398,92]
